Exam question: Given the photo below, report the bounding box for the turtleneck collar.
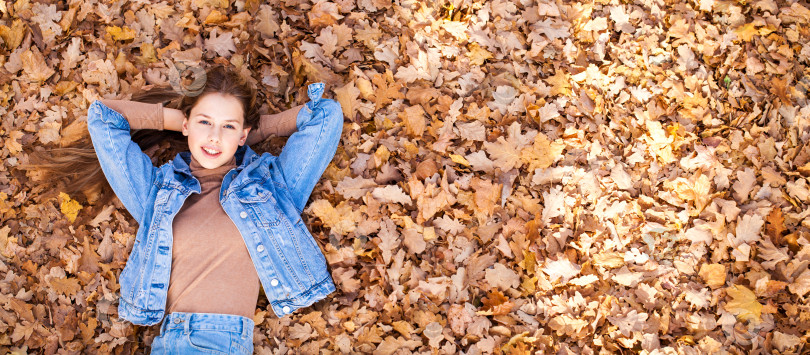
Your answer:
[189,154,237,180]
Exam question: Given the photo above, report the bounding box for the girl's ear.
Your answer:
[239,127,251,146]
[181,118,189,136]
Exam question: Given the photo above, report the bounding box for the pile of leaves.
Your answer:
[1,0,809,353]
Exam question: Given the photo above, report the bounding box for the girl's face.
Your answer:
[182,93,250,169]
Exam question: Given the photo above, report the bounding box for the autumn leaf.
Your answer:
[734,23,758,42]
[106,26,136,41]
[724,285,763,324]
[58,192,82,223]
[520,133,564,172]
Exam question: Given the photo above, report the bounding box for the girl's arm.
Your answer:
[98,99,185,131]
[245,105,304,145]
[86,100,162,222]
[276,83,344,213]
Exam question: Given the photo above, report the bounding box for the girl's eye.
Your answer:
[199,120,210,125]
[225,124,235,129]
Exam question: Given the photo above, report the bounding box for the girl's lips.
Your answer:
[201,147,221,158]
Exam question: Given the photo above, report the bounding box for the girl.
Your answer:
[42,65,343,353]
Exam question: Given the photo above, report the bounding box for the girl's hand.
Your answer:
[164,107,186,132]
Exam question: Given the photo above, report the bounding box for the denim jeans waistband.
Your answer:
[160,312,254,339]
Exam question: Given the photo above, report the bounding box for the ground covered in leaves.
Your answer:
[1,0,810,353]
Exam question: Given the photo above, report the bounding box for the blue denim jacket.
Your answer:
[87,83,341,325]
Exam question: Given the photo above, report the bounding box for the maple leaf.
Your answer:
[307,200,359,235]
[724,285,762,324]
[483,137,522,171]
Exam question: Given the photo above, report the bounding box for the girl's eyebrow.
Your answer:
[196,113,241,123]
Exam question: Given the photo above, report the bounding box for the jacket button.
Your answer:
[257,245,265,252]
[240,211,247,218]
[270,279,279,287]
[282,306,290,313]
[174,318,182,324]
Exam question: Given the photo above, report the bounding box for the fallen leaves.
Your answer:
[2,0,810,353]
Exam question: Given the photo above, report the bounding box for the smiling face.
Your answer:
[181,93,251,169]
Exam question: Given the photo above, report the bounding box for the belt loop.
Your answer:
[243,317,251,339]
[184,313,191,333]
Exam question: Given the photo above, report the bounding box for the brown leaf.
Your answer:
[78,237,101,274]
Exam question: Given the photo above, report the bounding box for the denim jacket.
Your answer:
[87,83,342,325]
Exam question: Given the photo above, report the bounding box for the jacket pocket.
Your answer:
[235,184,281,227]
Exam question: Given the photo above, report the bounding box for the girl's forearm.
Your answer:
[99,99,167,131]
[245,105,304,145]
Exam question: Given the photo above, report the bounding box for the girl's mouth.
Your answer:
[202,147,221,158]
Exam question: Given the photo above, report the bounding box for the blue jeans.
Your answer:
[150,312,254,354]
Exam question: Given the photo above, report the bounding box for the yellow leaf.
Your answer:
[106,26,136,41]
[0,19,25,50]
[58,192,83,223]
[138,42,158,64]
[521,133,564,171]
[467,43,493,66]
[724,285,762,324]
[593,252,624,268]
[449,154,470,166]
[734,23,758,42]
[698,263,726,289]
[546,70,571,97]
[204,9,228,24]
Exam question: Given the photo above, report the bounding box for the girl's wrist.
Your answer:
[163,107,186,132]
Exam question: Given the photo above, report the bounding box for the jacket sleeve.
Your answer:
[86,100,159,222]
[276,83,344,212]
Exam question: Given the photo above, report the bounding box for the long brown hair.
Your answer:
[22,64,262,207]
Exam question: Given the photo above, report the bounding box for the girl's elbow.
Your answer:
[321,99,344,133]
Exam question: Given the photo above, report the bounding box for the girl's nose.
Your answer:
[207,128,222,142]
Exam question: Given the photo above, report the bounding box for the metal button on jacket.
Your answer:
[270,279,279,287]
[239,211,247,218]
[257,245,265,252]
